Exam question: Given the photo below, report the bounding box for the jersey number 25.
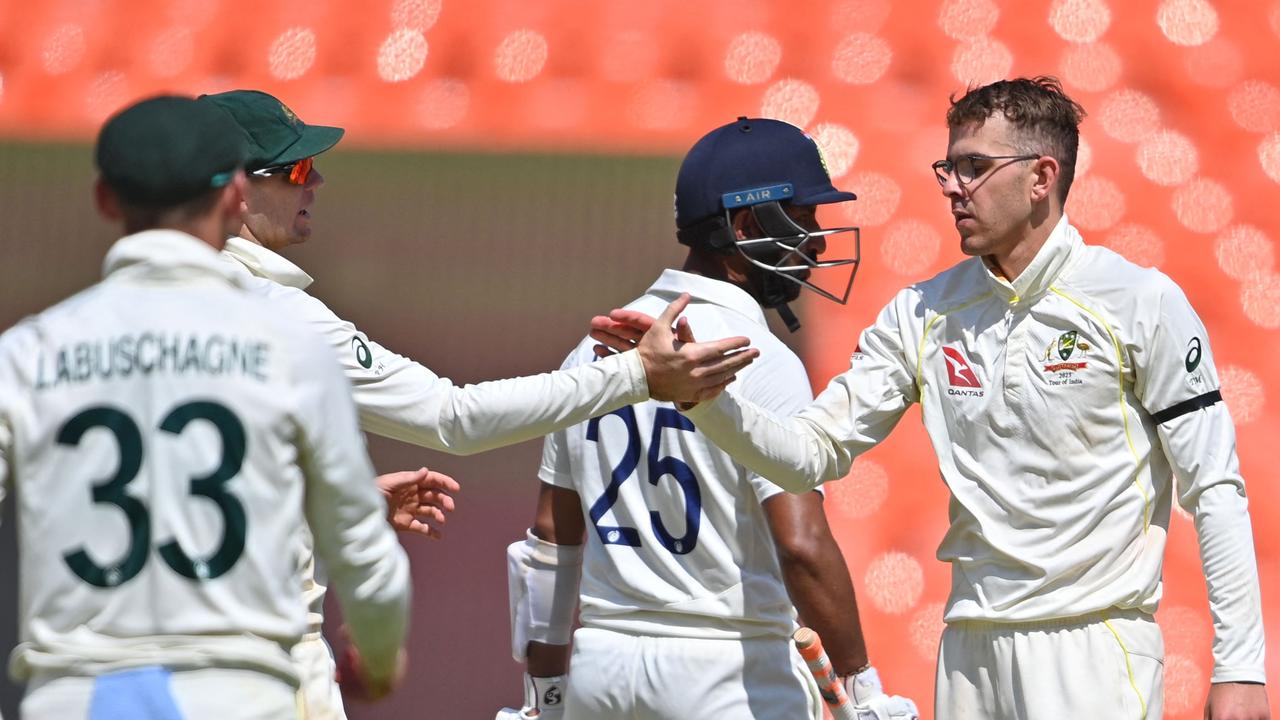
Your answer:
[586,406,702,555]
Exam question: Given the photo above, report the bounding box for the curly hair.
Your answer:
[946,76,1087,203]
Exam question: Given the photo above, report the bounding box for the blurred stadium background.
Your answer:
[1,0,1277,717]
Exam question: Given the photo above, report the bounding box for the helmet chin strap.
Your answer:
[775,303,801,332]
[753,264,803,332]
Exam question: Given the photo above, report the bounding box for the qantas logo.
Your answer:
[942,346,981,387]
[942,346,984,397]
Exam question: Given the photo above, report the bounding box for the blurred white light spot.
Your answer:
[1049,0,1112,43]
[881,219,942,276]
[598,31,660,83]
[1183,38,1242,88]
[864,551,924,615]
[1164,654,1206,716]
[938,0,999,41]
[760,79,820,128]
[1075,135,1093,177]
[1066,175,1126,231]
[1136,130,1198,186]
[829,458,889,519]
[148,26,194,79]
[268,27,316,81]
[1172,177,1233,233]
[631,80,696,131]
[724,32,782,85]
[909,602,947,661]
[391,0,442,32]
[1158,605,1211,658]
[1059,41,1121,93]
[1227,80,1280,133]
[1103,224,1164,267]
[1098,89,1161,143]
[841,171,901,227]
[1260,132,1280,183]
[1215,225,1275,281]
[950,37,1013,86]
[1240,274,1280,330]
[1220,365,1265,424]
[416,78,469,130]
[42,24,87,75]
[495,29,548,84]
[377,29,428,83]
[809,123,859,179]
[85,71,127,121]
[831,0,893,34]
[1157,0,1219,46]
[831,33,892,85]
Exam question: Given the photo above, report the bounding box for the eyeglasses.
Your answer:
[931,154,1040,187]
[251,156,314,185]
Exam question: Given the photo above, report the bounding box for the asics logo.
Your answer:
[942,346,981,388]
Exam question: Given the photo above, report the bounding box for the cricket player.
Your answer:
[599,78,1270,719]
[196,89,759,719]
[0,96,410,719]
[499,118,918,720]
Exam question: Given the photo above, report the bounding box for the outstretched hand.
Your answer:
[590,294,756,404]
[377,467,459,539]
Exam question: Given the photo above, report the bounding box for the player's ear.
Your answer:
[222,171,247,216]
[1029,155,1059,204]
[730,207,756,240]
[93,175,122,221]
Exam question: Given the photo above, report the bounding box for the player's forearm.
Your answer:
[682,392,845,492]
[1194,483,1267,683]
[780,550,869,674]
[359,350,649,455]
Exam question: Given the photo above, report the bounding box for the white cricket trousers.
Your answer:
[563,626,822,720]
[292,633,347,720]
[936,609,1164,720]
[21,667,298,719]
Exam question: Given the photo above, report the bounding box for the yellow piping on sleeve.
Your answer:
[1049,286,1150,532]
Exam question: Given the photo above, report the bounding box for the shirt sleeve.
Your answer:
[1133,278,1266,682]
[736,345,816,505]
[288,326,411,687]
[684,290,919,492]
[274,286,649,455]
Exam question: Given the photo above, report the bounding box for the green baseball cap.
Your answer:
[198,90,344,172]
[95,95,247,206]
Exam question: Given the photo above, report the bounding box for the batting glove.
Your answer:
[843,666,920,720]
[495,673,566,720]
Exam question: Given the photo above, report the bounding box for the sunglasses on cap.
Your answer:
[250,156,314,185]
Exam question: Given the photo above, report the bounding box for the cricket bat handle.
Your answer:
[794,627,859,720]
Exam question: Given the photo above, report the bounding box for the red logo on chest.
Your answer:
[942,346,982,388]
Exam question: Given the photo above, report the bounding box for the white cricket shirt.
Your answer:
[540,270,817,640]
[685,217,1266,682]
[0,231,410,686]
[220,236,650,634]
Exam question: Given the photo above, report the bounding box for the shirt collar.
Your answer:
[222,235,314,289]
[646,269,767,326]
[982,214,1081,302]
[102,229,245,287]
